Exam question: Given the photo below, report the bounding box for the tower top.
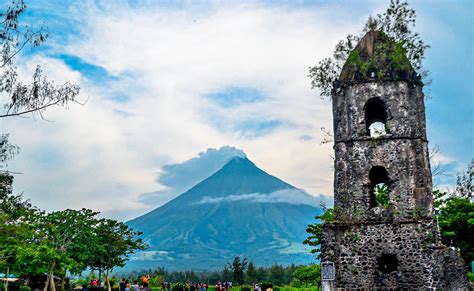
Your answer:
[337,29,421,87]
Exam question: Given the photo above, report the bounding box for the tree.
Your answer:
[221,264,232,282]
[0,0,81,166]
[245,261,257,285]
[434,162,474,268]
[267,264,285,286]
[308,0,429,98]
[303,206,334,257]
[229,256,247,285]
[437,197,474,266]
[17,209,99,291]
[89,218,147,291]
[0,173,36,290]
[291,265,320,287]
[255,267,267,283]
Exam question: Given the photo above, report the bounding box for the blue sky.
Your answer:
[2,0,472,220]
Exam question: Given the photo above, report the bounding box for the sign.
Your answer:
[321,261,335,281]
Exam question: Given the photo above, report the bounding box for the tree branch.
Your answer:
[0,100,60,118]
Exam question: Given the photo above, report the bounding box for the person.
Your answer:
[82,284,88,291]
[125,280,130,291]
[165,282,171,291]
[141,274,150,286]
[131,280,140,291]
[119,279,126,291]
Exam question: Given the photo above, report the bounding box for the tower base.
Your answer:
[320,219,470,289]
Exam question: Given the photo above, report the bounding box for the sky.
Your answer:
[1,0,472,221]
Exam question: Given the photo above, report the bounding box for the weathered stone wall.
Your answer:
[322,77,471,289]
[332,81,433,221]
[332,81,427,141]
[321,220,469,289]
[334,138,433,221]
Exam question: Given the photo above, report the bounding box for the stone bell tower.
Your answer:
[320,29,469,289]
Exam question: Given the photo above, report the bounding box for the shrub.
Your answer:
[19,285,32,291]
[240,286,252,291]
[172,283,184,291]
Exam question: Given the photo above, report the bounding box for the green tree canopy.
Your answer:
[291,264,321,287]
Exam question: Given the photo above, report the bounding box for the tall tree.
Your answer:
[267,264,285,286]
[229,256,247,285]
[221,264,232,282]
[90,218,147,291]
[17,209,99,291]
[0,173,36,289]
[245,261,257,285]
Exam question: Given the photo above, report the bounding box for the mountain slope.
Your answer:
[127,157,321,270]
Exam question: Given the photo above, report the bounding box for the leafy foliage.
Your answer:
[434,185,474,267]
[303,206,333,257]
[374,184,390,207]
[291,264,321,287]
[308,0,429,97]
[0,173,147,291]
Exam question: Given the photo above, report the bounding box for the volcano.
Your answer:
[126,157,322,270]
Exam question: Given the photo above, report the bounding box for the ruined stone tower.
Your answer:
[320,29,470,289]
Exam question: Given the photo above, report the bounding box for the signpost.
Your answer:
[321,261,335,291]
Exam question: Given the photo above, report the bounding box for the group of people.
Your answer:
[214,282,231,291]
[119,275,151,291]
[188,282,209,291]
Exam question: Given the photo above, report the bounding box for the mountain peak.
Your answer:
[126,153,320,270]
[213,156,268,178]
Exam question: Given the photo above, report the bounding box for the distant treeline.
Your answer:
[115,257,320,287]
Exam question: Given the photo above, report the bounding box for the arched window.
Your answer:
[377,254,398,273]
[369,166,389,208]
[364,98,387,137]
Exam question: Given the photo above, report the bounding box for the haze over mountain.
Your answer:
[127,155,325,270]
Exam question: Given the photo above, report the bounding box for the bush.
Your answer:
[240,287,252,291]
[19,285,32,291]
[468,272,474,282]
[273,287,280,291]
[172,283,184,291]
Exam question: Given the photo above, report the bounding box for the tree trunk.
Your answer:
[106,269,111,291]
[99,268,102,290]
[49,269,56,291]
[5,266,9,291]
[49,262,56,291]
[61,270,66,291]
[44,274,50,291]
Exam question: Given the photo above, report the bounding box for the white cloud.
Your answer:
[3,1,385,220]
[195,188,326,207]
